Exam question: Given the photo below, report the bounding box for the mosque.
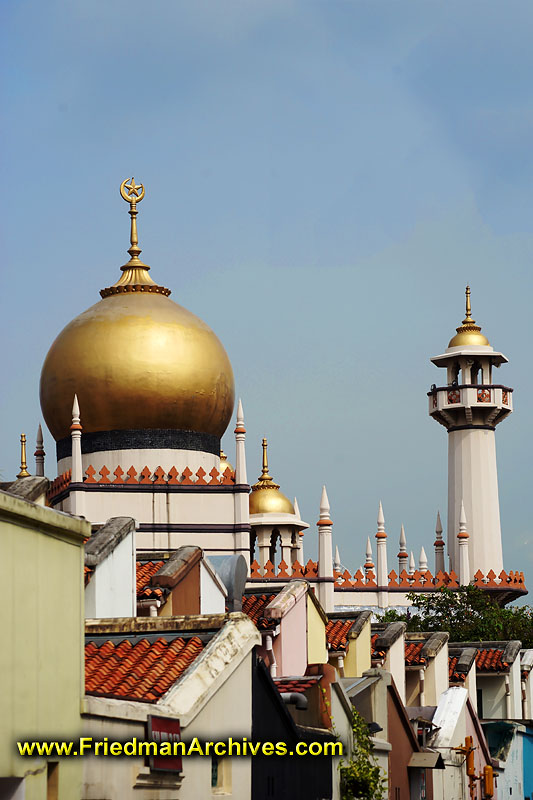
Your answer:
[34,179,526,612]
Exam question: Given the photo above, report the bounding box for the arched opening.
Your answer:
[269,528,281,568]
[249,530,257,565]
[470,360,482,385]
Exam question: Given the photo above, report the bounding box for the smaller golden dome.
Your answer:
[219,451,234,474]
[249,438,295,515]
[448,286,490,348]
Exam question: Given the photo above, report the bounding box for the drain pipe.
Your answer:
[280,693,308,710]
[265,634,277,678]
[521,678,528,720]
[505,675,512,718]
[419,667,426,707]
[337,655,345,678]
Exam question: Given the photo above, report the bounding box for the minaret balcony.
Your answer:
[428,384,513,428]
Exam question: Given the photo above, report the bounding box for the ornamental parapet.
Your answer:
[427,384,513,429]
[82,464,235,486]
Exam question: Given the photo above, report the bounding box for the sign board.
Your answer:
[147,715,182,773]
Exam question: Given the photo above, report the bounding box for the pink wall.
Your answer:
[274,594,307,676]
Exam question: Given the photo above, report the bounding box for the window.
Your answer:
[211,756,231,795]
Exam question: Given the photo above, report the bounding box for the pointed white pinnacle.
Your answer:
[436,510,443,536]
[419,546,428,571]
[458,500,468,538]
[399,524,407,550]
[366,536,373,559]
[72,394,80,419]
[236,398,244,426]
[319,485,330,520]
[377,501,385,531]
[334,545,341,570]
[409,551,416,574]
[293,497,301,519]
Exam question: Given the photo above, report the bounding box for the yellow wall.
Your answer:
[0,491,89,800]
[307,597,328,665]
[343,619,371,677]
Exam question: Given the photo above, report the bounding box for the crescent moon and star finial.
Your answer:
[119,177,148,269]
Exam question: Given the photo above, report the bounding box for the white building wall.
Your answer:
[199,563,226,615]
[85,530,136,619]
[385,637,405,704]
[478,675,506,719]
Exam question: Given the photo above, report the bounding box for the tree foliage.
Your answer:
[379,585,533,646]
[339,709,386,800]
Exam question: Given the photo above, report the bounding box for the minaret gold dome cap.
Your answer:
[448,286,490,348]
[249,438,295,515]
[39,179,235,442]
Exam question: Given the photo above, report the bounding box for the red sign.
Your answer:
[147,715,182,772]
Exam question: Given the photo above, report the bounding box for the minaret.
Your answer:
[34,424,46,477]
[398,525,408,574]
[70,395,84,517]
[434,511,445,574]
[375,501,388,607]
[233,399,250,564]
[457,501,470,585]
[429,287,511,578]
[317,485,334,613]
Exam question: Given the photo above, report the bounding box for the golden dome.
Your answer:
[219,451,234,474]
[249,438,295,515]
[40,179,234,442]
[448,286,490,348]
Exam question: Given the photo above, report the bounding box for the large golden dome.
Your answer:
[249,438,295,515]
[40,179,234,443]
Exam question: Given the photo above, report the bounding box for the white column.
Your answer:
[398,524,408,573]
[375,501,389,608]
[448,428,503,577]
[70,394,84,517]
[317,485,334,613]
[419,546,428,573]
[434,511,445,574]
[34,423,45,477]
[457,501,471,585]
[234,398,250,565]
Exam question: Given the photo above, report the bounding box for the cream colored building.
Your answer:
[0,485,90,800]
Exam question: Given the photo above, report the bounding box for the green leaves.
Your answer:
[380,586,533,646]
[339,710,386,800]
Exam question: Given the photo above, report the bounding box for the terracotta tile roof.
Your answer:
[274,676,321,694]
[241,594,278,630]
[326,619,355,650]
[405,641,426,666]
[476,648,508,672]
[371,633,386,661]
[85,636,204,702]
[137,561,165,599]
[448,655,466,683]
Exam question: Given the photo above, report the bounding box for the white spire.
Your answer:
[294,497,301,519]
[434,509,446,574]
[34,423,45,477]
[319,485,331,520]
[399,524,406,550]
[236,397,244,428]
[459,500,467,534]
[377,500,385,534]
[366,536,373,561]
[436,510,443,537]
[72,394,80,423]
[419,546,428,572]
[409,551,416,575]
[334,545,341,571]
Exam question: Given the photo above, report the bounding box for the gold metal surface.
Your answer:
[249,438,294,515]
[17,433,30,478]
[219,450,234,474]
[40,180,234,441]
[448,285,490,347]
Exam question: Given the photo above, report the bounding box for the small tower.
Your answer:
[34,424,46,477]
[428,287,511,578]
[397,525,408,574]
[249,438,308,569]
[317,485,334,613]
[434,511,445,575]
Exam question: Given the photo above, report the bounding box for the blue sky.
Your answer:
[2,0,533,596]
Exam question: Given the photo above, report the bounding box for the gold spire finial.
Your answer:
[100,179,170,298]
[447,284,490,347]
[17,433,30,478]
[261,437,272,481]
[119,177,147,270]
[463,285,474,324]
